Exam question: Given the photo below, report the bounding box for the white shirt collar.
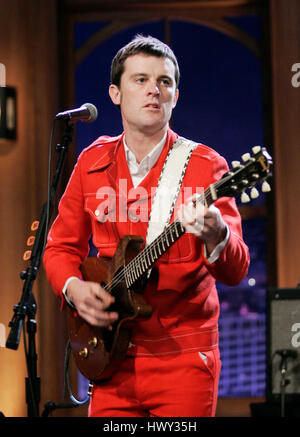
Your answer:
[123,132,167,173]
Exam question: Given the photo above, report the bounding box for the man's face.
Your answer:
[109,54,179,135]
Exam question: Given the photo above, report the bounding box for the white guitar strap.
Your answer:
[146,136,198,245]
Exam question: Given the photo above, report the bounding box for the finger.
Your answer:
[178,203,196,226]
[178,205,201,235]
[187,195,206,222]
[88,282,115,308]
[177,204,185,226]
[79,306,118,328]
[205,204,222,220]
[184,223,202,235]
[84,296,119,322]
[187,192,202,204]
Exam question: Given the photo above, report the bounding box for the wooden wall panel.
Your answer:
[270,0,300,287]
[0,0,65,417]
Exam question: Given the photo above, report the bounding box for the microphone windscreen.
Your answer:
[83,103,98,123]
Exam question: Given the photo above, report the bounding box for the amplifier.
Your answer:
[266,288,300,402]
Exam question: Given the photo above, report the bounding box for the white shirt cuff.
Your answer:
[62,276,80,308]
[204,223,230,264]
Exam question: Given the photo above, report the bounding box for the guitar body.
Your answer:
[66,235,153,381]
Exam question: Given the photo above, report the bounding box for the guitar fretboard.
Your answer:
[103,146,272,294]
[125,189,216,288]
[106,187,214,292]
[124,218,185,288]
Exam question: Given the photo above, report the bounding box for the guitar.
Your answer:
[66,146,272,381]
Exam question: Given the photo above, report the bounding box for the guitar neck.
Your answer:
[103,145,272,299]
[124,186,215,288]
[109,146,273,291]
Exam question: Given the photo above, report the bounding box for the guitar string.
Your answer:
[103,156,266,293]
[103,170,241,293]
[116,167,236,283]
[103,218,183,292]
[102,179,217,293]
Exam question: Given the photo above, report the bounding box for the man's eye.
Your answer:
[137,77,146,83]
[161,78,171,86]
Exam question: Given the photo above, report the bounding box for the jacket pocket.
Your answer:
[84,194,119,251]
[194,349,220,380]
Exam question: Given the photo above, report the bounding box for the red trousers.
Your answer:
[88,348,221,417]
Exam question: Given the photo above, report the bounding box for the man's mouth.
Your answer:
[144,103,160,109]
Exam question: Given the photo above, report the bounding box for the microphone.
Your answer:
[55,103,98,123]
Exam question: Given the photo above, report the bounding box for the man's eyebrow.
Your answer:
[130,73,148,78]
[158,74,173,81]
[130,73,174,82]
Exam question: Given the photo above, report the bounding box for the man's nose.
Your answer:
[147,80,160,96]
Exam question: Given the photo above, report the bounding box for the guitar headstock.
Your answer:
[216,146,273,202]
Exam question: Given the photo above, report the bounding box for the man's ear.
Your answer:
[109,84,121,106]
[172,88,179,109]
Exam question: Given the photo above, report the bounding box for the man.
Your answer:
[43,35,249,417]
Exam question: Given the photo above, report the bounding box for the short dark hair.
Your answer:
[110,34,180,88]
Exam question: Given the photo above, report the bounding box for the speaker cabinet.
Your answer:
[267,288,300,402]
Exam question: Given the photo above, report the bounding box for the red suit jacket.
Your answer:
[43,129,249,356]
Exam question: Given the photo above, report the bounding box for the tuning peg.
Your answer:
[252,146,261,154]
[231,160,241,168]
[262,180,271,192]
[242,153,251,162]
[250,187,259,199]
[251,173,260,181]
[241,192,250,203]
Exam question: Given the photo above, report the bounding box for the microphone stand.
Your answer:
[279,359,289,418]
[278,351,295,418]
[6,120,74,417]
